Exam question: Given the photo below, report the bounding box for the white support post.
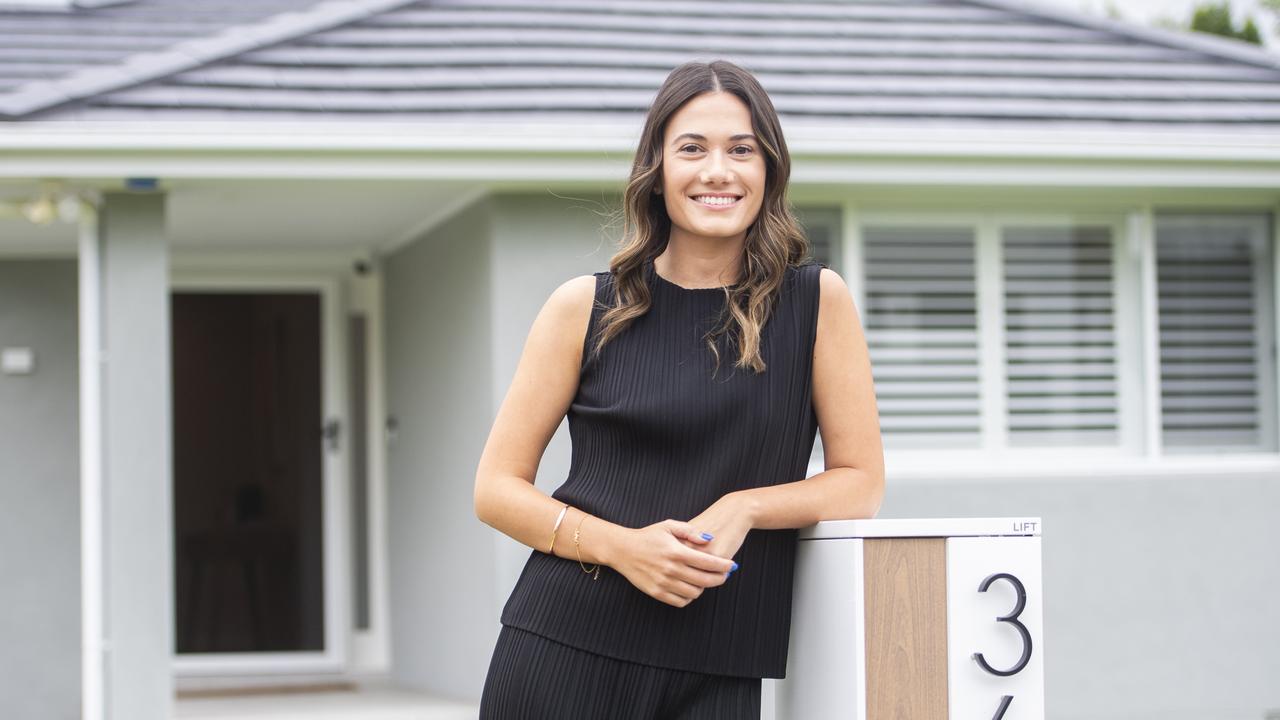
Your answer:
[92,190,173,720]
[1117,211,1148,455]
[1136,205,1163,458]
[78,197,105,720]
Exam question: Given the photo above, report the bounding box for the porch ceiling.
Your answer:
[0,178,484,257]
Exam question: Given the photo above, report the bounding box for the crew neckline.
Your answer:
[646,258,733,293]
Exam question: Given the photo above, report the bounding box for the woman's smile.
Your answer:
[690,193,744,211]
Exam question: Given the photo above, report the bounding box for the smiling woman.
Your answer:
[473,59,884,720]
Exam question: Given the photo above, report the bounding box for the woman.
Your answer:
[473,59,883,719]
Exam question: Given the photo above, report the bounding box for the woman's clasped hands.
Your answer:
[609,494,752,608]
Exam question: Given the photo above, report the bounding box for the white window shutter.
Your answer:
[1156,217,1276,451]
[863,226,981,449]
[1002,226,1119,447]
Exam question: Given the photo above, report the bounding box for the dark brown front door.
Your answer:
[171,292,325,654]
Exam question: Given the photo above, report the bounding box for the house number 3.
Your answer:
[973,572,1032,719]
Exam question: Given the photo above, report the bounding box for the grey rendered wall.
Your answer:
[383,194,497,702]
[0,260,81,720]
[384,190,622,701]
[882,471,1280,720]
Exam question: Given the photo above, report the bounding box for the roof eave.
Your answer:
[3,120,1280,164]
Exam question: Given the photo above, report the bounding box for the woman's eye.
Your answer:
[679,144,754,155]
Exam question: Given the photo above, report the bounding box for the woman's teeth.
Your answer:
[695,196,739,206]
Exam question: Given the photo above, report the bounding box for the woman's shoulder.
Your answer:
[542,274,599,331]
[551,273,599,299]
[783,262,849,327]
[531,274,600,369]
[782,259,828,294]
[812,263,846,297]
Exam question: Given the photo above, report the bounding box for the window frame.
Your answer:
[801,204,1280,480]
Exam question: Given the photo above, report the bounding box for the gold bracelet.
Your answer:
[548,503,569,554]
[573,512,601,580]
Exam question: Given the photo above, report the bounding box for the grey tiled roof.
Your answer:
[0,0,413,119]
[4,0,1280,129]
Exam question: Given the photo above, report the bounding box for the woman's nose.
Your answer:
[700,150,732,184]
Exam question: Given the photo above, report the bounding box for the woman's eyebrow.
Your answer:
[671,132,758,145]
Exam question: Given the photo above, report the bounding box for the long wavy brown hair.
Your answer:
[588,59,813,377]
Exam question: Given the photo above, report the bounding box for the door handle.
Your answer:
[322,418,341,452]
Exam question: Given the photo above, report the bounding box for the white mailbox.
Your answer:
[776,517,1044,719]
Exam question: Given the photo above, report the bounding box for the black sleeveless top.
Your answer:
[499,257,826,678]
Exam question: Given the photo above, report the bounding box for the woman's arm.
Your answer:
[473,275,735,606]
[748,266,884,525]
[473,274,620,564]
[685,267,884,552]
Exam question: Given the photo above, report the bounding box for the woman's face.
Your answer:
[659,91,766,248]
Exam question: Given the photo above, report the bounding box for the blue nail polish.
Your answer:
[730,562,739,573]
[701,532,714,540]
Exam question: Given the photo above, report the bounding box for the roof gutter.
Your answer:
[4,120,1280,162]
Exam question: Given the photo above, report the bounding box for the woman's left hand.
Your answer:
[677,493,754,567]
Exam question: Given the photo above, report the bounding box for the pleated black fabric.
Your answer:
[499,257,826,679]
[479,625,761,719]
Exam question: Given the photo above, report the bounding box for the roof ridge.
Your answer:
[966,0,1280,70]
[0,0,423,119]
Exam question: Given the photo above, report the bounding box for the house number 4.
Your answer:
[973,572,1032,719]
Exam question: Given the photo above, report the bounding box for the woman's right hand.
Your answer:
[609,520,737,608]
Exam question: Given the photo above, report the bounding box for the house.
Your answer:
[2,0,1278,718]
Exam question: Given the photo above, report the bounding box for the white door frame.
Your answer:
[168,270,351,678]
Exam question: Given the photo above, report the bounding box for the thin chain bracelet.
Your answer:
[573,512,601,580]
